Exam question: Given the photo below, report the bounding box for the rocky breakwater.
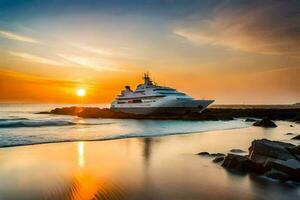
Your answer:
[252,117,277,128]
[38,106,300,121]
[221,139,300,182]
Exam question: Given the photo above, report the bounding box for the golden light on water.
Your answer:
[78,141,85,167]
[76,88,86,97]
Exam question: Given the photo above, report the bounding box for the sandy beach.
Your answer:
[0,120,299,200]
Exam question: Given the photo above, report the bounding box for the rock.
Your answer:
[230,149,246,153]
[249,139,295,162]
[290,125,294,127]
[197,152,210,156]
[287,145,300,156]
[293,114,300,123]
[49,107,84,115]
[245,118,257,122]
[247,139,296,173]
[264,169,292,182]
[292,135,300,140]
[285,133,295,135]
[253,117,277,128]
[266,159,300,181]
[210,153,225,157]
[39,106,300,121]
[197,152,225,157]
[219,139,300,183]
[213,156,225,163]
[222,154,250,171]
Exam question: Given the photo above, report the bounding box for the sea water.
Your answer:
[0,103,249,147]
[0,104,300,200]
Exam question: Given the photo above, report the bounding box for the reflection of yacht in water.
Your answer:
[110,73,214,115]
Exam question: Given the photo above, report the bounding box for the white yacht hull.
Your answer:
[111,99,214,115]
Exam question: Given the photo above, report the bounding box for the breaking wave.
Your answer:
[0,119,111,128]
[0,118,29,121]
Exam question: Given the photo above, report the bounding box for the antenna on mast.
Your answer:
[143,71,153,85]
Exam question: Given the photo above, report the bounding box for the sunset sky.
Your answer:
[0,0,299,104]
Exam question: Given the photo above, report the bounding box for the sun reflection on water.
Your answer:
[78,141,85,168]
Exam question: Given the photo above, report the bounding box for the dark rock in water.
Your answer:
[266,159,300,181]
[213,156,225,163]
[293,114,300,123]
[219,139,300,182]
[43,106,84,116]
[222,154,250,171]
[210,153,225,157]
[230,149,246,153]
[287,145,300,156]
[197,152,210,156]
[197,152,225,157]
[285,133,295,135]
[248,139,300,180]
[253,118,277,128]
[292,135,300,140]
[249,139,295,163]
[245,118,257,122]
[264,169,292,182]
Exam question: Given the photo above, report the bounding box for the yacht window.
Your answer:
[153,88,175,91]
[132,99,142,103]
[177,97,192,100]
[134,91,145,93]
[158,92,185,96]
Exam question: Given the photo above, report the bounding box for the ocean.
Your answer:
[0,104,299,200]
[0,103,249,148]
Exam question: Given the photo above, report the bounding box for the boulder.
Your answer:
[287,145,300,155]
[266,159,300,181]
[197,152,225,157]
[210,153,225,157]
[285,133,295,135]
[213,156,225,163]
[293,114,300,123]
[50,107,84,115]
[245,118,257,122]
[247,139,296,173]
[290,125,294,127]
[219,139,300,182]
[253,118,277,128]
[230,149,246,153]
[248,139,295,163]
[222,154,250,171]
[292,135,300,140]
[197,152,210,156]
[264,169,292,182]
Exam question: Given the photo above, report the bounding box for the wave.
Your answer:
[0,119,112,128]
[0,117,29,121]
[0,121,249,148]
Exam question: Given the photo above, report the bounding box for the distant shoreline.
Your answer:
[38,106,300,122]
[211,104,300,109]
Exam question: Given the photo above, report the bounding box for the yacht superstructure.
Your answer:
[110,73,214,115]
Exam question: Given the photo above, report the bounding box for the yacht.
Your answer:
[110,73,214,115]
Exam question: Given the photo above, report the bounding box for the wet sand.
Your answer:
[0,121,299,200]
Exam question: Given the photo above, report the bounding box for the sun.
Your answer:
[76,88,86,97]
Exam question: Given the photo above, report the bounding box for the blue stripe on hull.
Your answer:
[111,106,204,115]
